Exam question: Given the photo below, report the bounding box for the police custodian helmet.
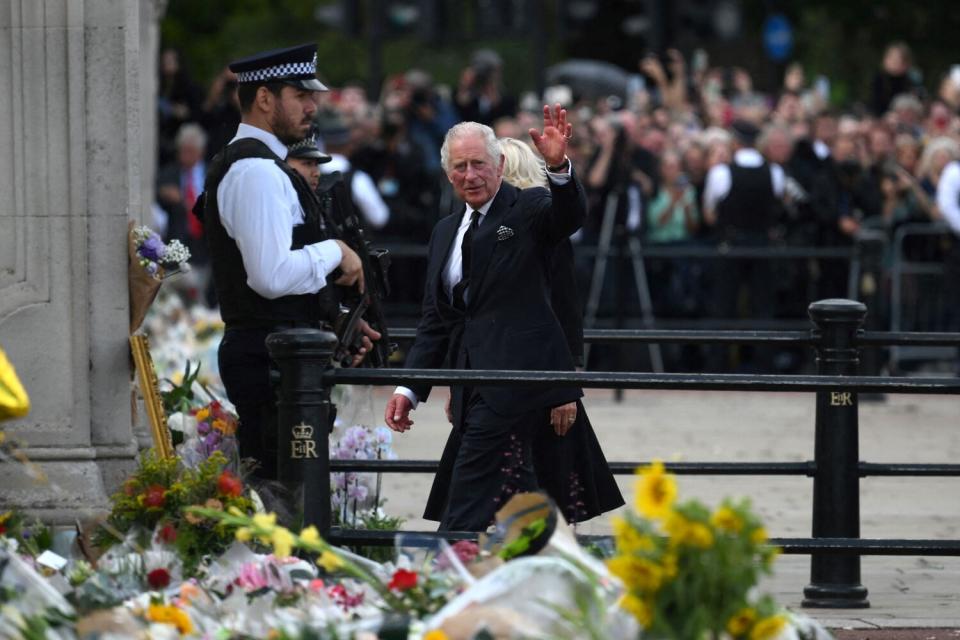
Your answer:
[228,43,328,92]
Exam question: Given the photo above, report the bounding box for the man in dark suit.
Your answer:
[384,105,586,531]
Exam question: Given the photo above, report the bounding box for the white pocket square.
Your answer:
[496,225,514,241]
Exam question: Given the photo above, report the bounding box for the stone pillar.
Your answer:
[0,0,154,523]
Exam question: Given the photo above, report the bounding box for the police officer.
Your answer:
[202,44,379,479]
[702,119,785,371]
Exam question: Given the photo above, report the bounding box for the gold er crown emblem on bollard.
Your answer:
[291,422,318,459]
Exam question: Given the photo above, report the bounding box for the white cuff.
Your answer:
[394,386,419,409]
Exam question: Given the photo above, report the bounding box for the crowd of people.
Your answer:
[153,42,960,370]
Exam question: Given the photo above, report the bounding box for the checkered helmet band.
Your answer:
[235,59,315,83]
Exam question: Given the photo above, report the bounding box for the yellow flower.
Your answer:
[423,631,450,640]
[685,522,714,549]
[317,550,344,573]
[726,607,757,637]
[612,516,654,554]
[750,527,769,544]
[299,525,321,547]
[146,603,194,635]
[660,551,678,578]
[271,526,295,558]
[634,460,676,519]
[195,408,210,422]
[227,505,245,517]
[711,506,744,533]
[749,614,788,640]
[0,347,31,419]
[0,511,11,525]
[607,555,663,592]
[252,512,277,532]
[235,527,252,542]
[663,511,690,541]
[618,593,653,628]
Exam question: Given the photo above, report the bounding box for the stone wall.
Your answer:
[0,0,157,523]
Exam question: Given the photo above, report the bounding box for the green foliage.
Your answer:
[161,360,207,416]
[497,517,547,560]
[0,510,53,557]
[346,509,405,564]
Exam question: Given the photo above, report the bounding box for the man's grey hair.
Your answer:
[175,122,207,150]
[440,121,502,173]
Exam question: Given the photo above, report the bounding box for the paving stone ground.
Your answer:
[357,386,960,631]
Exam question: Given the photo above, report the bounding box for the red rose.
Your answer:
[158,523,177,544]
[387,568,418,591]
[0,524,6,535]
[147,567,171,589]
[143,484,166,509]
[217,470,243,497]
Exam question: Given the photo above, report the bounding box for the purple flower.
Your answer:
[203,432,221,449]
[197,421,211,435]
[138,234,165,262]
[347,482,368,501]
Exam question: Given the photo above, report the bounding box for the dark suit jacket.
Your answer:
[404,175,586,420]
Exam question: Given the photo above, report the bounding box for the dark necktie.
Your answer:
[452,209,480,309]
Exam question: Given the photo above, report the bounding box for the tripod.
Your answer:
[583,191,664,382]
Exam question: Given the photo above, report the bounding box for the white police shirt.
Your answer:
[936,160,960,236]
[321,154,390,230]
[217,123,342,299]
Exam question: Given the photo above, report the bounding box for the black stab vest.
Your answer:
[202,138,336,329]
[716,160,777,236]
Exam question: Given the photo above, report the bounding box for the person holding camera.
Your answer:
[201,44,379,481]
[455,49,517,126]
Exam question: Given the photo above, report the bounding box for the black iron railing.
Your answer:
[266,299,960,609]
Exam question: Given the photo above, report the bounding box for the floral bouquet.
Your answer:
[170,399,240,472]
[608,461,785,640]
[128,221,191,334]
[94,450,253,577]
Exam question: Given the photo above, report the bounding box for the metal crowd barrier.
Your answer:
[265,299,960,609]
[889,222,955,372]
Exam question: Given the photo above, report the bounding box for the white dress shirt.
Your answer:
[936,161,960,235]
[322,154,390,229]
[702,148,785,216]
[394,160,572,408]
[216,123,342,300]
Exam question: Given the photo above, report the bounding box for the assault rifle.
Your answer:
[317,172,396,368]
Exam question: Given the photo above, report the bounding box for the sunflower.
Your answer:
[634,460,677,519]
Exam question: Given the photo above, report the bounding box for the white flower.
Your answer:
[167,412,198,440]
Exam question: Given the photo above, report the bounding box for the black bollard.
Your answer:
[803,299,869,608]
[266,328,337,537]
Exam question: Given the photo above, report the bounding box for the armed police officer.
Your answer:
[202,44,379,480]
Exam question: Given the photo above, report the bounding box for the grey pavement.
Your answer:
[366,387,960,630]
